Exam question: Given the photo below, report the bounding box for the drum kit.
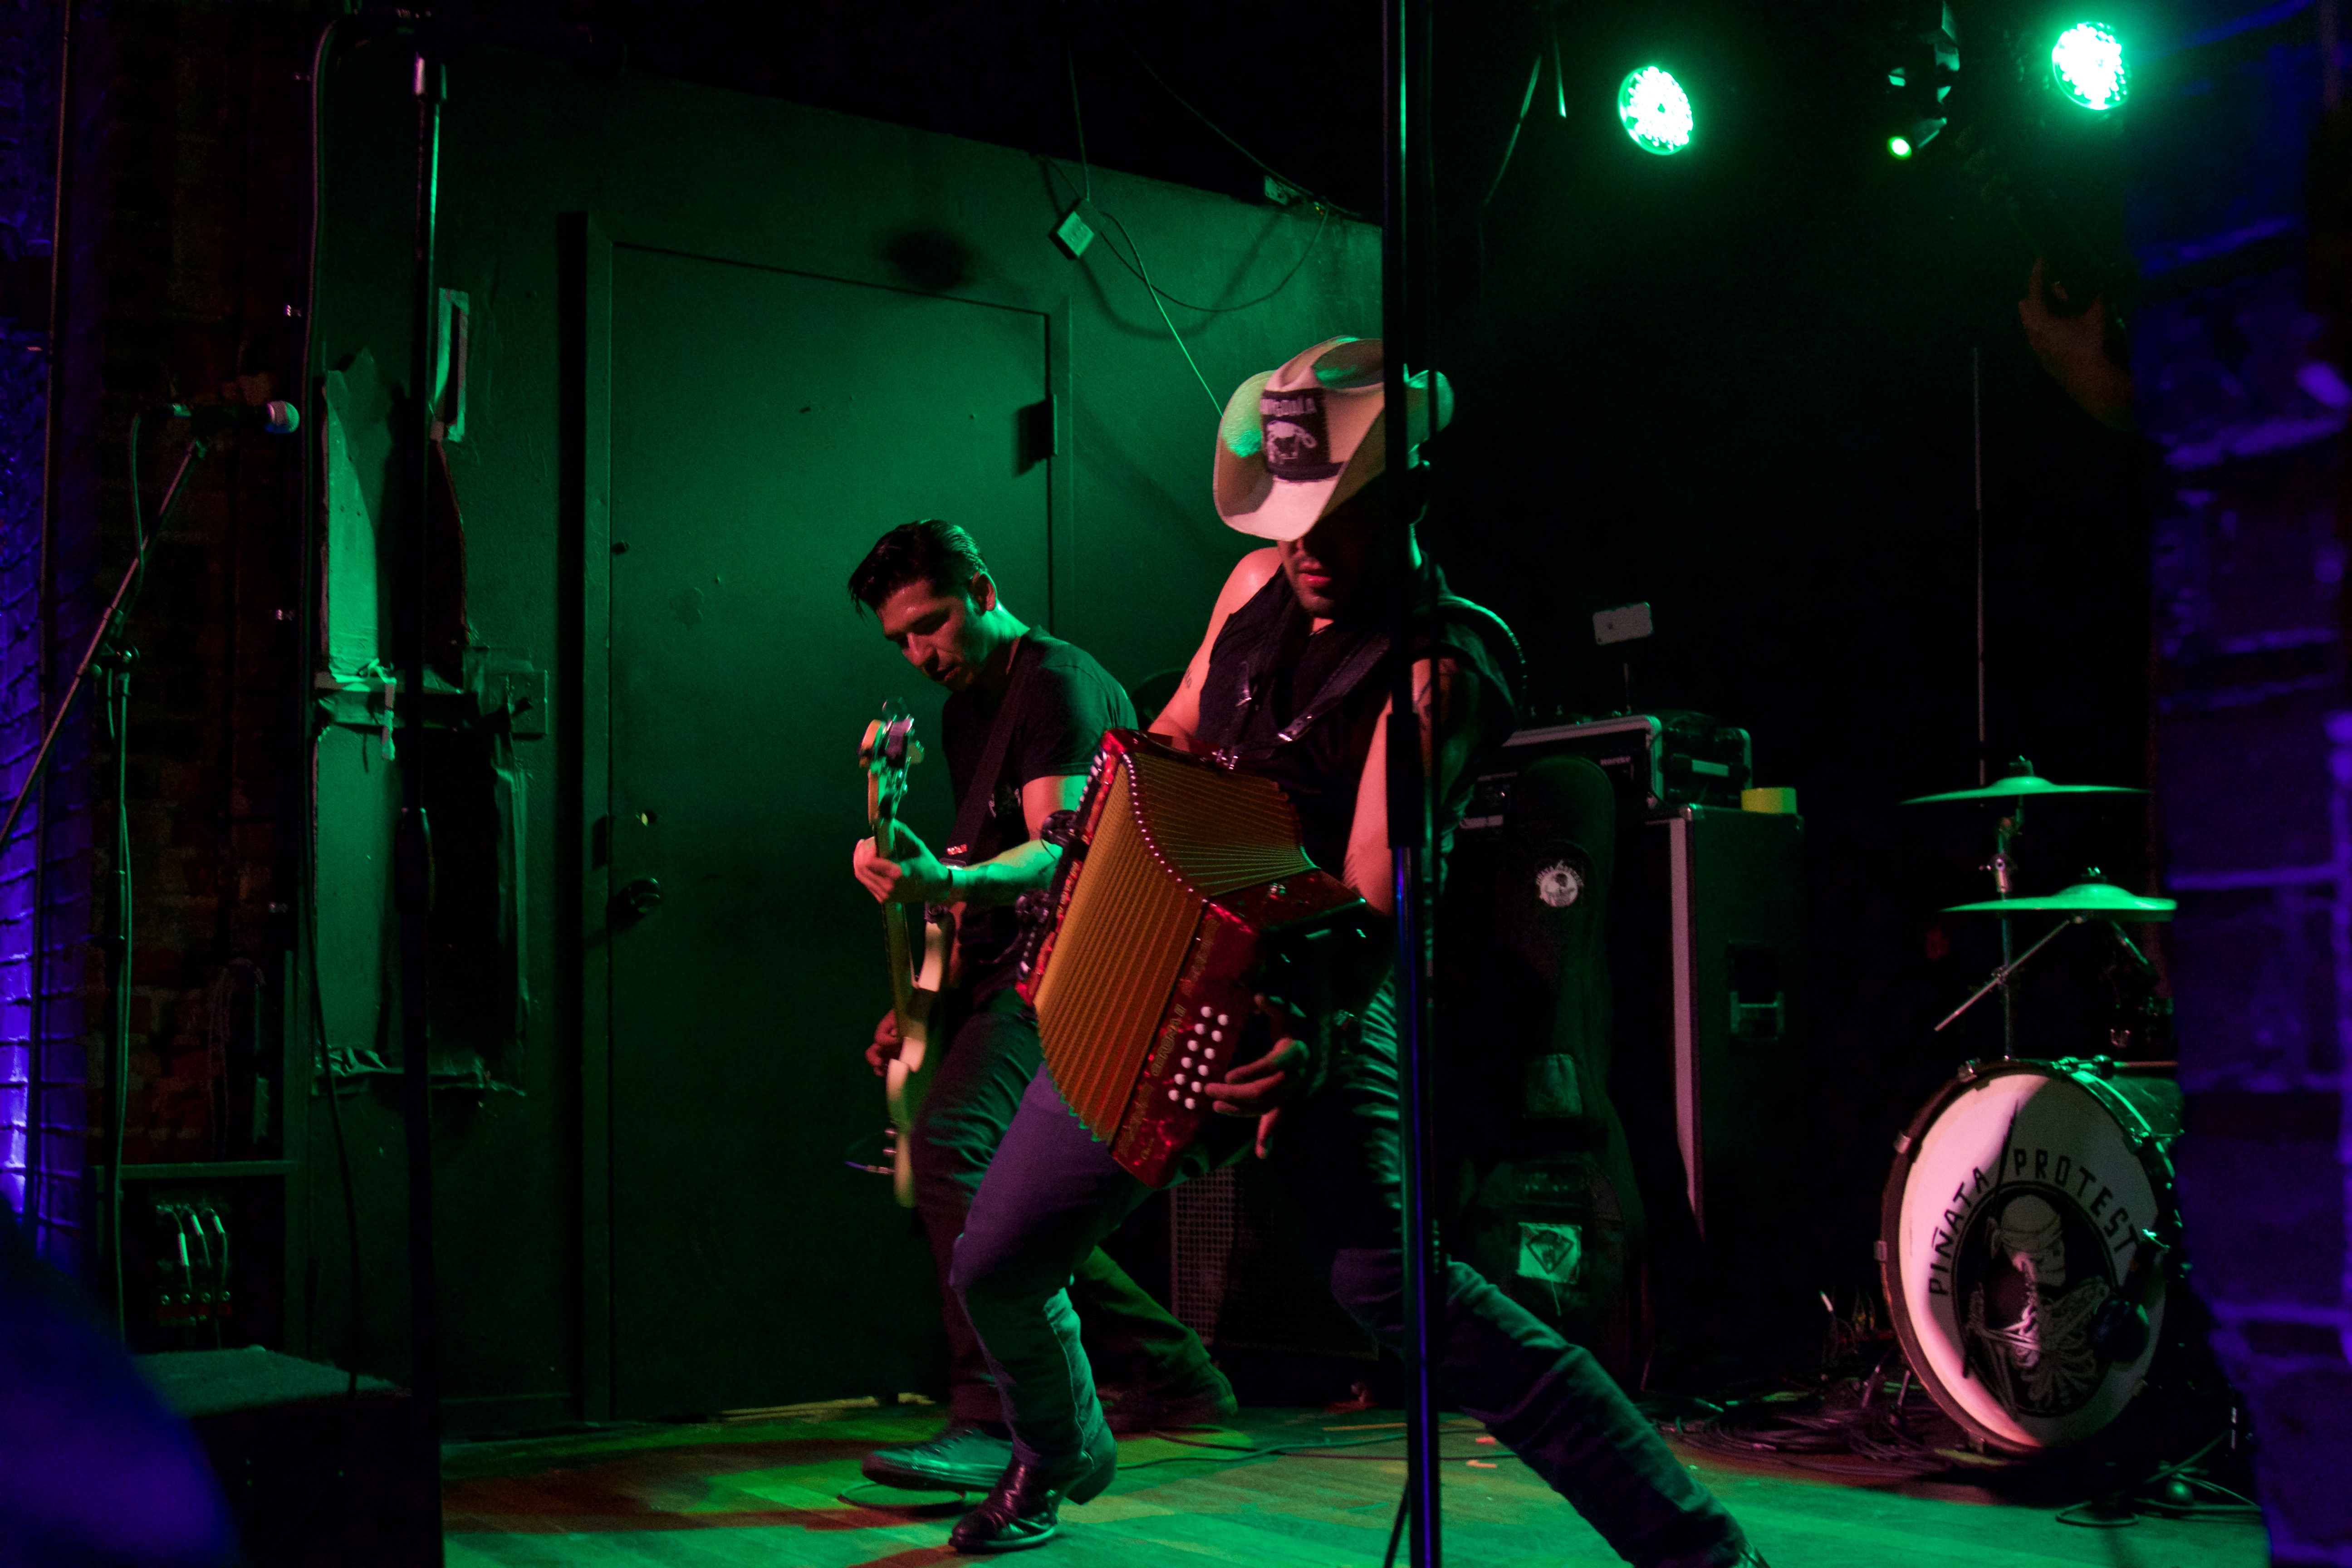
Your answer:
[1878,758,2184,1454]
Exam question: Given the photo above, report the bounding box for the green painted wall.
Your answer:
[307,40,1376,1428]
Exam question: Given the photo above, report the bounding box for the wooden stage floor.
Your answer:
[440,1404,2267,1567]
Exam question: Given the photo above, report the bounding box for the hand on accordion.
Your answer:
[1205,994,1310,1116]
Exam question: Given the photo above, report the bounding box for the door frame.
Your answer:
[560,211,1073,1420]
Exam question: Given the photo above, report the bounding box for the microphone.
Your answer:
[161,400,301,436]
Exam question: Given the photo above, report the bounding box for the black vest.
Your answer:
[1193,566,1520,875]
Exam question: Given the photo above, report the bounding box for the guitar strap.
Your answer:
[944,634,1044,865]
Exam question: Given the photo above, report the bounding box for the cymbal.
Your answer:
[1904,771,2145,804]
[1945,878,2176,921]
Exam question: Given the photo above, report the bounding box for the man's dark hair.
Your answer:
[848,519,990,612]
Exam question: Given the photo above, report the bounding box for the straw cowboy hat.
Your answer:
[1212,336,1454,541]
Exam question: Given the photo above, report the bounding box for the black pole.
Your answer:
[30,0,77,1258]
[1382,0,1443,1559]
[396,41,447,1553]
[103,651,132,1333]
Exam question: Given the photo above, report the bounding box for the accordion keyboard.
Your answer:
[1026,732,1364,1186]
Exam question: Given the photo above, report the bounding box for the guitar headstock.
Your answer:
[859,697,922,834]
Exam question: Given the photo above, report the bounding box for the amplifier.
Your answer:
[1461,713,1753,826]
[1446,713,1814,1368]
[1170,1160,1377,1364]
[142,1349,439,1566]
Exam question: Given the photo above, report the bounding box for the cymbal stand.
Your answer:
[1982,789,2024,1058]
[1936,915,2081,1034]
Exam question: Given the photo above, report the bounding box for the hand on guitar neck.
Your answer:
[853,820,961,908]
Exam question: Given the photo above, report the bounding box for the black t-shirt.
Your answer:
[1191,564,1520,875]
[942,629,1135,998]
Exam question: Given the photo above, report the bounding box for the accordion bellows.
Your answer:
[1021,730,1367,1186]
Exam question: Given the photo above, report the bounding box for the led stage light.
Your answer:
[2050,21,2128,110]
[1618,66,1694,155]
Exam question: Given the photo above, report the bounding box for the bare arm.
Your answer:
[853,772,1087,907]
[1151,548,1283,746]
[951,774,1087,901]
[1201,651,1486,1142]
[1343,653,1483,916]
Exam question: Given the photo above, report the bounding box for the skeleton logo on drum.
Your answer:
[1959,1189,2111,1417]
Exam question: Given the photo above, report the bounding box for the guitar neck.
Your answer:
[875,807,919,1016]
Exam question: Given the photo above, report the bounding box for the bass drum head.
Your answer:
[1880,1062,2177,1452]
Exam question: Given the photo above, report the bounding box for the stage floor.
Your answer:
[440,1404,2267,1567]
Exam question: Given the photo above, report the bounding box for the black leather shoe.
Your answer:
[861,1421,1013,1492]
[1105,1363,1238,1434]
[947,1437,1118,1553]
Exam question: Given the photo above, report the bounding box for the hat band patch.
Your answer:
[1260,387,1344,483]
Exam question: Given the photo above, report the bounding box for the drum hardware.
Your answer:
[1878,1058,2184,1452]
[1900,761,2147,804]
[1887,759,2188,1454]
[1944,875,2178,919]
[1933,913,2083,1034]
[1906,756,2154,1058]
[2087,1230,2170,1363]
[1934,873,2176,1036]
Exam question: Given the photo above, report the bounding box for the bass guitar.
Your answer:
[859,699,956,1207]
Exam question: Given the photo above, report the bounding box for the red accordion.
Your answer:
[1017,730,1371,1187]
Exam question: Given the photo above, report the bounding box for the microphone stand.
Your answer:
[1382,0,1442,1558]
[0,433,210,856]
[0,426,210,1331]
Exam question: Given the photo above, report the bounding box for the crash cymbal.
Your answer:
[1945,877,2175,921]
[1904,771,2145,804]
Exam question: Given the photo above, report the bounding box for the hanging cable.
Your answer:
[1096,207,1222,416]
[1063,32,1093,204]
[1045,156,1333,316]
[1091,3,1363,220]
[1480,55,1547,213]
[1053,59,1221,415]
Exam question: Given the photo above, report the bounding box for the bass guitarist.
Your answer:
[847,519,1233,1494]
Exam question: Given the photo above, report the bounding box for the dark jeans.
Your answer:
[911,987,1210,1426]
[951,986,1750,1568]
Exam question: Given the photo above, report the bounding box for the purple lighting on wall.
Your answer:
[0,2,79,1268]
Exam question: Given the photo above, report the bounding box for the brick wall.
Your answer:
[91,0,307,1197]
[0,0,83,1269]
[2134,0,2352,1559]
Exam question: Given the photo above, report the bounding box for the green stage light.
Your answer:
[1618,67,1694,155]
[1889,136,1915,159]
[2050,22,2128,110]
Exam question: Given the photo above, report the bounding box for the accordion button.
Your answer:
[1185,1097,1197,1110]
[1218,1014,1230,1026]
[1194,1023,1207,1035]
[1210,1030,1223,1043]
[1166,1088,1181,1102]
[1181,1056,1195,1070]
[1202,1048,1215,1060]
[1200,1006,1213,1016]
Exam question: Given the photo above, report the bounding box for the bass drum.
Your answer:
[1879,1058,2180,1452]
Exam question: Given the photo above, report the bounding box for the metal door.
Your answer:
[606,242,1049,1416]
